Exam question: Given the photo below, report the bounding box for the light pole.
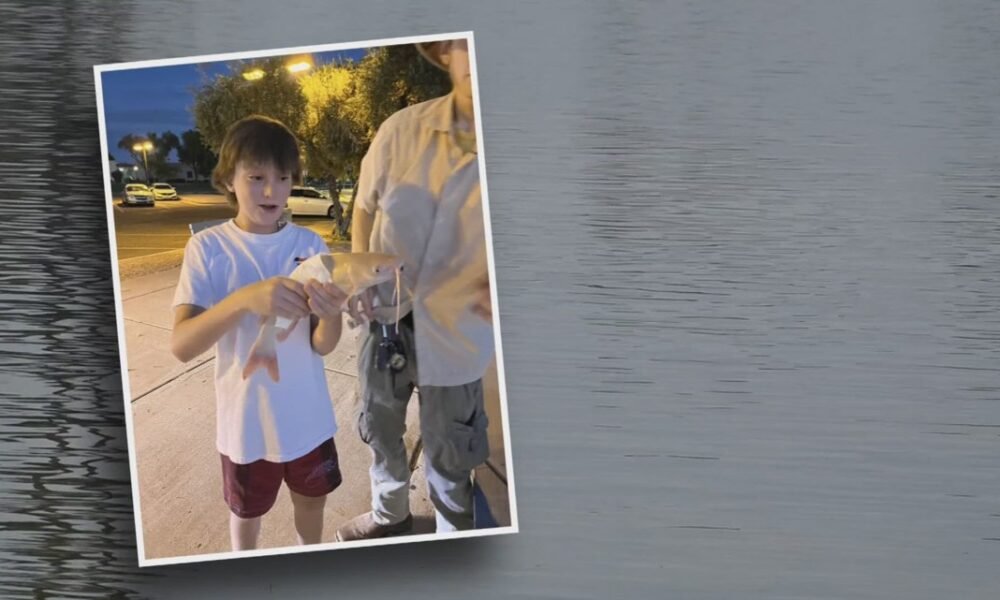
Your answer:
[132,141,153,185]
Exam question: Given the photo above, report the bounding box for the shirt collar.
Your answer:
[427,92,457,133]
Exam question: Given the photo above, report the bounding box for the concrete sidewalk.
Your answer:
[120,250,510,561]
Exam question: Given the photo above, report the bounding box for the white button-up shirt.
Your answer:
[356,93,494,387]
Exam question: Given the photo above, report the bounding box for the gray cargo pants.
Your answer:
[356,315,490,532]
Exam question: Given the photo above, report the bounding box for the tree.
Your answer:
[299,64,364,234]
[192,57,308,153]
[177,129,217,181]
[333,45,450,236]
[144,131,181,180]
[353,45,450,141]
[116,133,146,176]
[300,47,449,236]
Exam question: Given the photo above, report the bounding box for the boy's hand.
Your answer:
[304,279,349,321]
[242,277,310,319]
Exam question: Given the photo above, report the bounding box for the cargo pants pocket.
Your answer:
[442,410,490,472]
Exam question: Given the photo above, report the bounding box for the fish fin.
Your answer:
[320,254,336,273]
[266,358,280,382]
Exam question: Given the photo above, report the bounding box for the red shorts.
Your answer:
[220,438,342,519]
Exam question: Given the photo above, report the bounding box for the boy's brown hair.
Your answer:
[211,115,302,208]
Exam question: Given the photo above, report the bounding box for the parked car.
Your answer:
[122,183,154,207]
[286,186,341,217]
[151,182,179,201]
[302,178,330,191]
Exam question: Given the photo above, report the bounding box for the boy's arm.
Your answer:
[309,314,342,356]
[172,278,309,362]
[172,237,252,362]
[171,293,250,363]
[304,279,347,355]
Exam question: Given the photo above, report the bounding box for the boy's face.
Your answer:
[227,160,293,233]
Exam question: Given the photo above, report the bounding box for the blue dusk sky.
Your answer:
[101,48,367,163]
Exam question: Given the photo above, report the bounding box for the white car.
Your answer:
[286,186,341,217]
[151,182,179,201]
[123,184,154,207]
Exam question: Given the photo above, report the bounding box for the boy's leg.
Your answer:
[220,454,284,551]
[289,490,326,544]
[418,379,490,532]
[229,514,262,550]
[284,437,342,545]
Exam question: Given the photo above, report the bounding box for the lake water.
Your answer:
[1,1,998,597]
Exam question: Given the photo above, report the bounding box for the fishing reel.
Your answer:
[376,323,407,373]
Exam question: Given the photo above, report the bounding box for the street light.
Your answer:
[132,140,153,185]
[242,68,265,81]
[241,57,312,81]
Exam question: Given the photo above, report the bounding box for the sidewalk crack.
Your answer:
[131,355,215,404]
[124,317,173,332]
[122,284,178,302]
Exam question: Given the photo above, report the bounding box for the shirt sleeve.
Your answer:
[306,230,329,259]
[315,234,329,256]
[172,235,216,309]
[300,229,331,265]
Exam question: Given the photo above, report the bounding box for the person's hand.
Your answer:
[470,278,492,321]
[241,277,310,320]
[344,287,376,327]
[304,279,350,321]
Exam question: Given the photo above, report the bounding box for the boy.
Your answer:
[170,115,348,550]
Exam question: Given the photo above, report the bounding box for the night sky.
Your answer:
[100,48,367,164]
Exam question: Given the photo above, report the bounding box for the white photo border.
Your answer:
[93,30,518,568]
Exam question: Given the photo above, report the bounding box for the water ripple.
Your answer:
[0,2,156,597]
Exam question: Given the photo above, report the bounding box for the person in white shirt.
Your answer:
[336,39,495,541]
[171,115,349,551]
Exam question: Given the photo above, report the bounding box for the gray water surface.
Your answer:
[1,0,999,598]
[0,2,156,598]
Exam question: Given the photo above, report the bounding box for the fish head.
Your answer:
[354,252,404,284]
[331,252,405,293]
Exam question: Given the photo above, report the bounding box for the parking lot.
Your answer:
[112,193,341,261]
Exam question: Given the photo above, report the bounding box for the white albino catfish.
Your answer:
[243,252,404,381]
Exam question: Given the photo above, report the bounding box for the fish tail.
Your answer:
[243,317,280,382]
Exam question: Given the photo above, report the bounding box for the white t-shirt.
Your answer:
[172,220,336,464]
[357,93,495,387]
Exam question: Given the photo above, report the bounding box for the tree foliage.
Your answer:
[116,133,145,174]
[354,45,450,141]
[177,129,217,181]
[145,131,180,180]
[192,57,308,153]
